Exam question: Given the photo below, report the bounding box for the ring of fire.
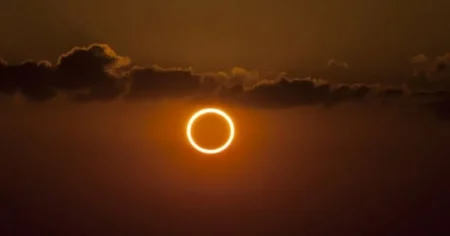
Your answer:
[186,108,235,154]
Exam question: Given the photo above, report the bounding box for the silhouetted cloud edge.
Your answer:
[1,43,450,119]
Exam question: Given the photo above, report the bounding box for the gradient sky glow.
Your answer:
[2,1,450,235]
[2,0,450,75]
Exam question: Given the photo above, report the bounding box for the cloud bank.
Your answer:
[1,44,449,118]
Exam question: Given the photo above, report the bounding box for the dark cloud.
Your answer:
[1,43,450,119]
[234,78,331,108]
[379,87,405,98]
[411,90,450,99]
[54,44,131,101]
[410,54,429,65]
[409,53,450,89]
[329,83,372,104]
[220,77,377,109]
[327,58,349,69]
[0,60,56,101]
[0,44,130,101]
[55,44,127,89]
[125,66,202,100]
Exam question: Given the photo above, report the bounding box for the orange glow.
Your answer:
[186,108,235,154]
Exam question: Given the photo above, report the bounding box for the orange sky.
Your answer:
[2,1,450,234]
[2,0,450,76]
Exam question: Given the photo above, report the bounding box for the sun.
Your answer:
[186,108,235,154]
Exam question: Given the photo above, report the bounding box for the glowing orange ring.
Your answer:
[186,108,235,154]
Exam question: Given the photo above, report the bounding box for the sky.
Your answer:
[2,0,450,74]
[1,0,450,235]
